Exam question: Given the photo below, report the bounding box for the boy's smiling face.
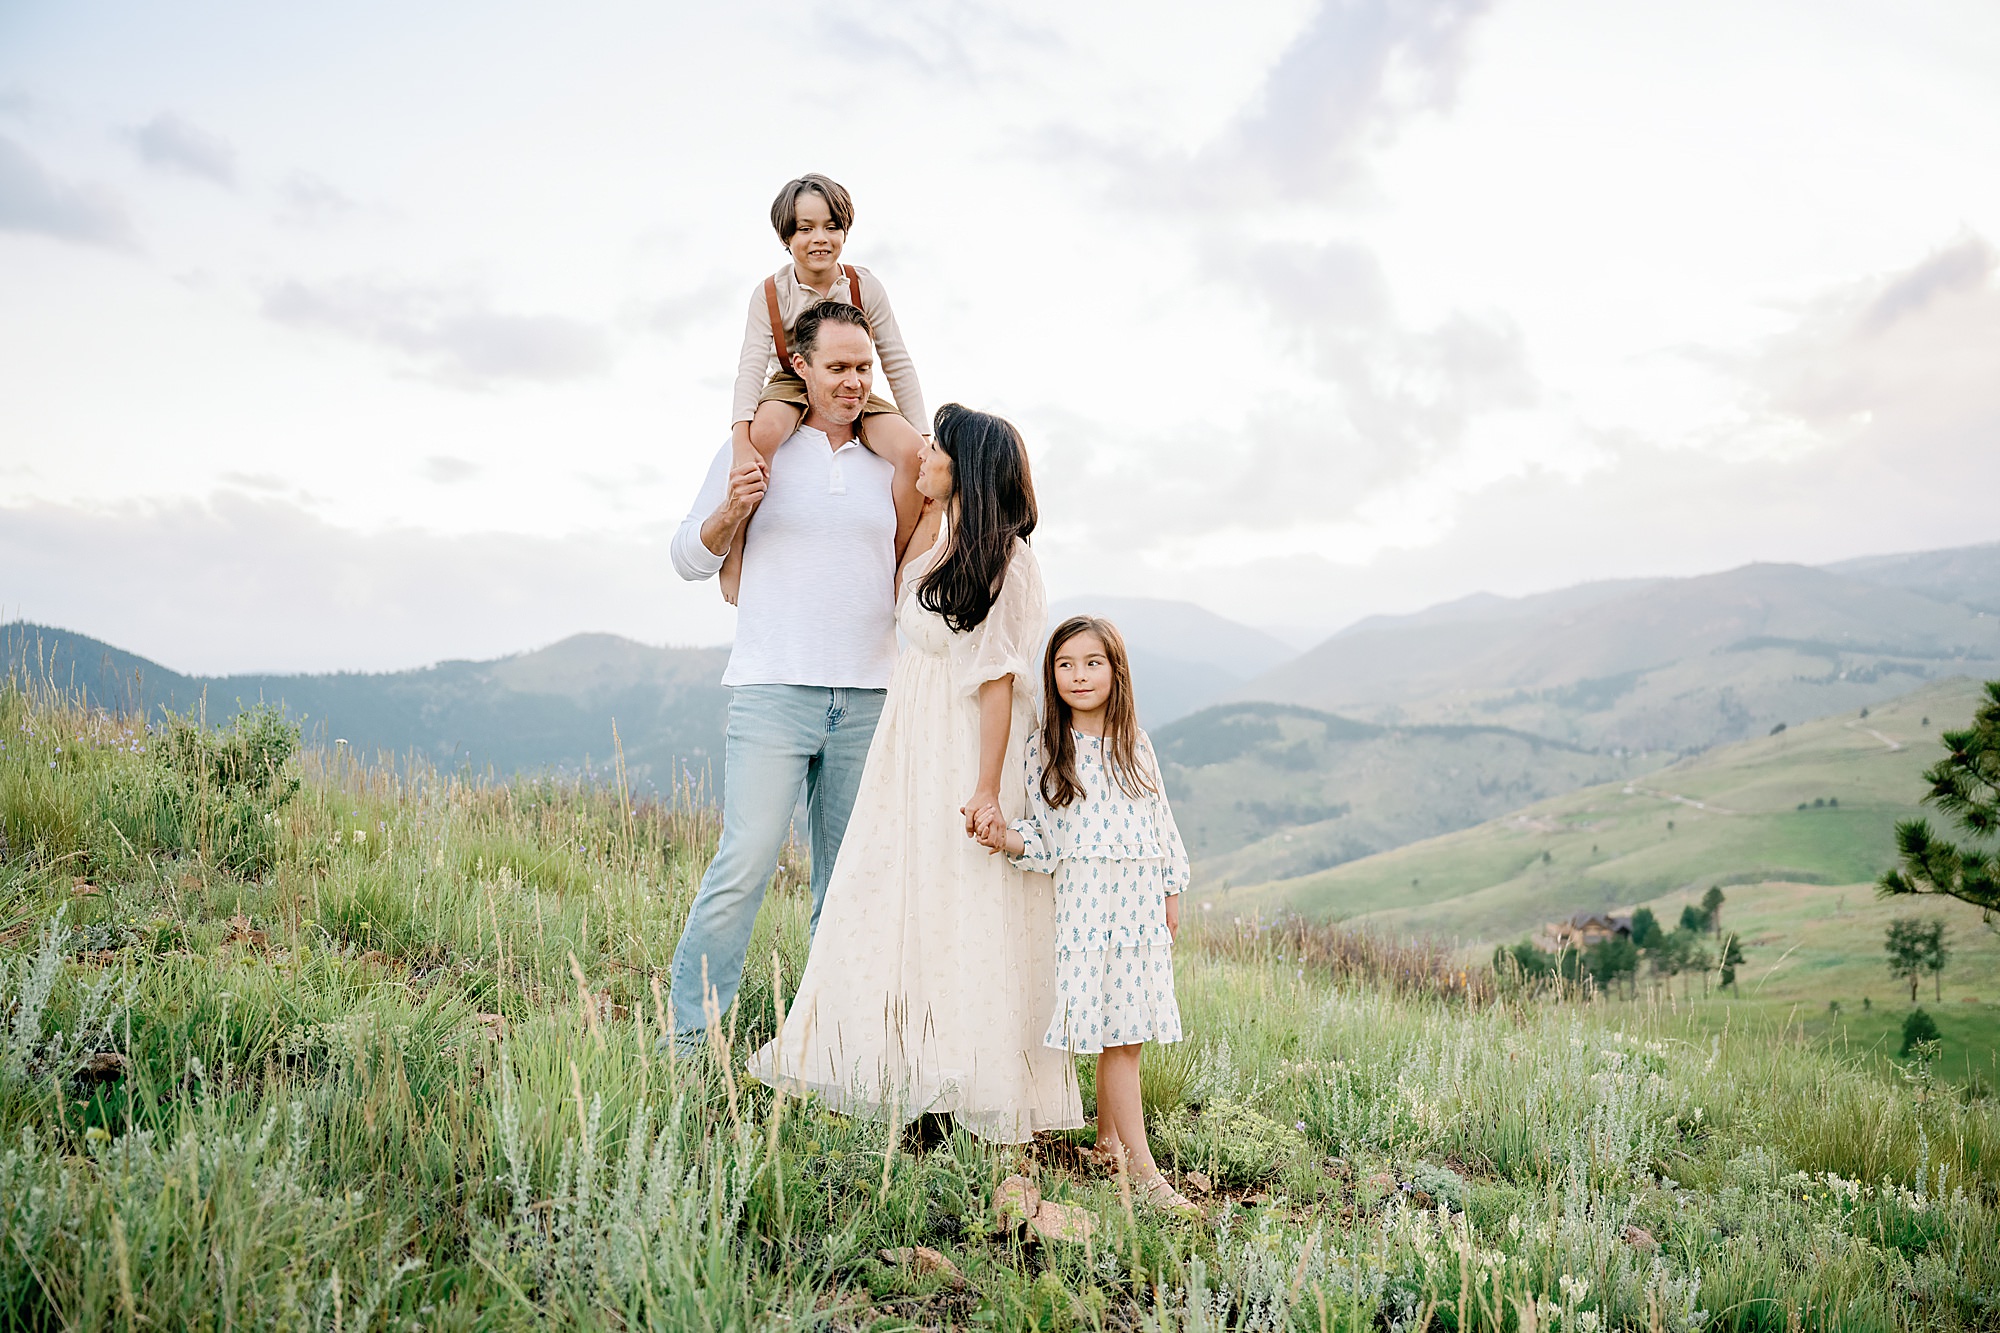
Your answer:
[786,190,846,288]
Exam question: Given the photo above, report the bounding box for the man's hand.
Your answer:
[700,459,769,557]
[1164,894,1181,942]
[719,459,769,528]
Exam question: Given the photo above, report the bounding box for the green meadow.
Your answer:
[2,681,1998,1330]
[1229,676,1987,938]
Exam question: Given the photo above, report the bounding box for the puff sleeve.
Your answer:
[952,540,1045,709]
[1008,729,1059,874]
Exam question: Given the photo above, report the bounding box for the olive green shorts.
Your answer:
[757,369,902,419]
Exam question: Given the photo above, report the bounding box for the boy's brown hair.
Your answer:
[770,173,855,241]
[1038,616,1157,810]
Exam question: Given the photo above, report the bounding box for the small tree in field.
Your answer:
[1925,919,1950,1001]
[1718,933,1745,992]
[1880,680,2000,916]
[1884,916,1945,1003]
[1630,907,1663,950]
[1701,885,1726,934]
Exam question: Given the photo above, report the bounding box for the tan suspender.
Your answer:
[764,275,789,369]
[766,265,865,371]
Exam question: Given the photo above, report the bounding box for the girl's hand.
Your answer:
[961,789,1001,838]
[1164,894,1181,941]
[972,813,1008,855]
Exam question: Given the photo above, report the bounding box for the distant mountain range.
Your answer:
[2,624,729,791]
[1238,549,2000,754]
[1049,595,1296,727]
[8,540,1996,863]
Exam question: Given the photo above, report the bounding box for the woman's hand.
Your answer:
[961,788,1001,839]
[1164,894,1181,942]
[971,809,1012,855]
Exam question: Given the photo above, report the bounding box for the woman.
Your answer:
[749,404,1084,1143]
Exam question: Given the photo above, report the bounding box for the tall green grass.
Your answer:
[1,679,1995,1330]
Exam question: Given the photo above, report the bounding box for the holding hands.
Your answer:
[963,793,1019,857]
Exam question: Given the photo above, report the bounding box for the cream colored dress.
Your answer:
[748,535,1085,1142]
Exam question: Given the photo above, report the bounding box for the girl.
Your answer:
[974,615,1200,1215]
[749,405,1083,1144]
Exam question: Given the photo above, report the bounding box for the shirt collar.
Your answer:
[790,422,862,454]
[780,262,849,301]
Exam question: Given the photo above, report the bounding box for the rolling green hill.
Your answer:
[1156,701,1658,885]
[1227,676,1988,942]
[2,622,729,789]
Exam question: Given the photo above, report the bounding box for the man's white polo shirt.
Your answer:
[670,426,898,688]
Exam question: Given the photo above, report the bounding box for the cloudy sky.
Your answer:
[4,0,1998,673]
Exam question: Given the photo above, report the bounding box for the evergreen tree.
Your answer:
[1718,932,1745,991]
[1630,907,1663,949]
[1880,679,2000,914]
[1586,936,1639,996]
[1700,885,1726,934]
[1679,903,1708,934]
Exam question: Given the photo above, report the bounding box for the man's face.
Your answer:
[794,323,874,428]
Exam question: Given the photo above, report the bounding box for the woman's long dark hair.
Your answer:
[1039,616,1156,808]
[918,403,1037,633]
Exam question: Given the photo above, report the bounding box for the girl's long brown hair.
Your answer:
[1039,616,1156,809]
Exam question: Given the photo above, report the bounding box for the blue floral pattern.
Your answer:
[1010,729,1187,1054]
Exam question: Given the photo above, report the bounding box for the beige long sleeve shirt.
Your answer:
[731,263,928,432]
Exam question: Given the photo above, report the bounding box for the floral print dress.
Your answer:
[1009,729,1187,1054]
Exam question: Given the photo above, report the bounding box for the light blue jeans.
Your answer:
[667,684,884,1045]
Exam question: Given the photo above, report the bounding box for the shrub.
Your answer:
[1900,1008,1941,1057]
[1153,1098,1304,1187]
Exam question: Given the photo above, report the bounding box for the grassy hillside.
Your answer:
[2,682,1996,1329]
[1241,562,2000,754]
[1608,881,2000,1088]
[1156,702,1656,885]
[1232,676,1985,939]
[2,622,729,789]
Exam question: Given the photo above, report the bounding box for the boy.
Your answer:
[718,173,927,602]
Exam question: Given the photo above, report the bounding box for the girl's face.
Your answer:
[1052,631,1114,720]
[787,191,845,282]
[916,437,955,503]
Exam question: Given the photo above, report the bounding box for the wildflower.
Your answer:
[1577,1315,1600,1332]
[353,830,366,844]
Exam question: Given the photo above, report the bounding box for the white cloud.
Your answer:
[0,134,134,247]
[276,172,354,226]
[2,0,1999,669]
[128,111,236,186]
[262,277,613,386]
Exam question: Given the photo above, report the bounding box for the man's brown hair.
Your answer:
[791,300,872,366]
[770,173,855,241]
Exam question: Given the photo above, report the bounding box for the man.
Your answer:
[666,300,918,1048]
